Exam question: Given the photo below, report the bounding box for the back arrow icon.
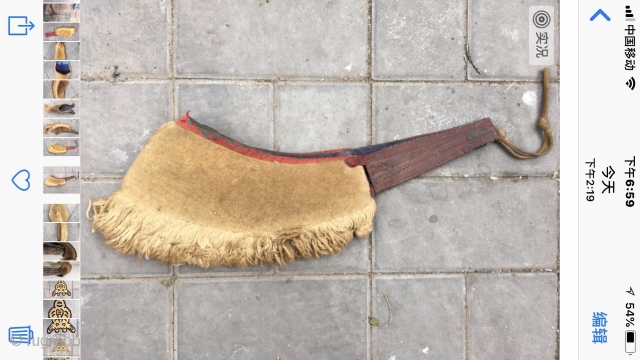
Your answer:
[590,9,610,21]
[17,21,35,31]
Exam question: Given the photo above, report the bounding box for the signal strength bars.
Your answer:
[627,5,635,21]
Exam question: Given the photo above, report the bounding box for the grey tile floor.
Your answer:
[80,1,559,359]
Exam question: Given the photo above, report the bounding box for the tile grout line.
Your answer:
[368,83,373,146]
[464,0,470,81]
[80,76,558,86]
[555,3,561,83]
[552,0,561,340]
[555,161,561,359]
[368,271,374,360]
[367,227,374,358]
[367,0,373,82]
[81,268,558,281]
[464,273,469,360]
[271,82,277,151]
[555,273,561,359]
[169,2,177,359]
[172,77,178,119]
[169,0,177,82]
[170,0,177,120]
[367,2,374,358]
[169,279,176,360]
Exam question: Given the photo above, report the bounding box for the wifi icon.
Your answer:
[627,77,636,90]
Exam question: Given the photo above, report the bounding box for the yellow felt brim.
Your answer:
[52,80,68,99]
[54,42,66,60]
[48,143,68,154]
[58,223,68,241]
[55,27,76,38]
[91,122,377,268]
[45,177,66,187]
[49,204,69,222]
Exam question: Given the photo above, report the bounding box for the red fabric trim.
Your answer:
[175,112,351,165]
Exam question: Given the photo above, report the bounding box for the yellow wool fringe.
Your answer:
[90,191,376,268]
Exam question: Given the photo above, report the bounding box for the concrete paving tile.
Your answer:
[80,182,171,276]
[43,41,80,61]
[373,0,466,80]
[468,0,559,80]
[176,263,273,276]
[468,273,558,360]
[176,82,273,149]
[374,178,558,272]
[276,236,369,274]
[81,82,172,174]
[44,167,80,194]
[81,0,169,76]
[81,281,172,360]
[44,223,80,242]
[176,277,368,359]
[275,83,370,152]
[373,275,465,360]
[43,119,80,138]
[176,0,367,78]
[373,82,559,175]
[44,138,79,156]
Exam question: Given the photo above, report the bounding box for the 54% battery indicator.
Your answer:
[627,287,636,355]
